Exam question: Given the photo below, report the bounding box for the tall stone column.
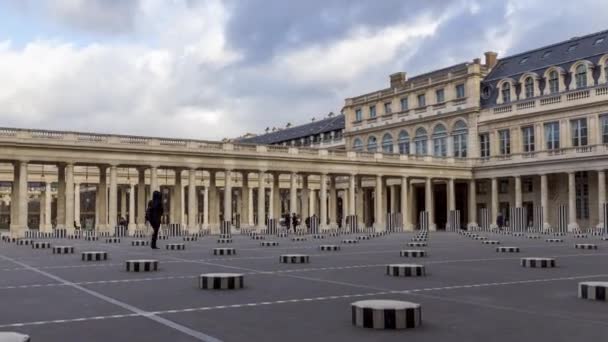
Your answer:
[128,183,136,233]
[401,177,411,231]
[98,166,107,231]
[208,171,218,232]
[349,174,356,216]
[374,175,384,231]
[514,175,522,208]
[301,175,309,220]
[540,174,549,229]
[341,190,348,227]
[426,177,436,231]
[468,179,477,228]
[108,165,118,230]
[309,189,316,216]
[120,187,127,220]
[224,170,232,226]
[597,170,606,229]
[290,172,298,216]
[188,169,197,231]
[320,173,328,230]
[203,186,209,229]
[150,166,159,193]
[257,171,266,229]
[137,168,146,228]
[568,172,579,231]
[173,169,183,225]
[356,177,364,228]
[491,177,498,228]
[272,173,281,219]
[64,163,75,233]
[329,176,337,228]
[247,187,253,226]
[56,164,65,229]
[447,178,455,229]
[39,191,45,231]
[43,182,52,232]
[74,182,80,228]
[10,161,28,237]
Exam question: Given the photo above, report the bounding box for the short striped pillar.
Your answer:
[319,245,340,251]
[261,241,279,247]
[166,243,186,250]
[81,251,107,261]
[131,240,149,247]
[447,210,460,232]
[309,216,320,234]
[386,264,425,277]
[521,257,556,268]
[557,205,568,234]
[579,282,608,301]
[280,254,309,264]
[346,215,358,233]
[126,260,158,272]
[575,243,598,250]
[32,242,51,249]
[105,238,121,244]
[342,239,358,244]
[199,273,244,290]
[52,246,74,254]
[400,250,426,258]
[418,211,429,231]
[213,248,236,256]
[478,208,490,231]
[266,218,278,235]
[496,246,520,253]
[183,236,198,242]
[351,300,422,330]
[407,242,427,247]
[220,221,232,237]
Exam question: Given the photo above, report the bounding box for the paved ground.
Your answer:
[0,231,607,341]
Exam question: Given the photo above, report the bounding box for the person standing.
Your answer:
[146,190,163,249]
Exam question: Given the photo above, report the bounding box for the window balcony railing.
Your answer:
[474,143,606,165]
[488,84,608,117]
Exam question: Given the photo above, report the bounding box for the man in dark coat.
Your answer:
[146,191,163,249]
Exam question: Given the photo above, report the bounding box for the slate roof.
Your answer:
[481,29,608,107]
[238,115,345,145]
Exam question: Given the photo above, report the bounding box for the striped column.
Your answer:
[447,210,460,232]
[558,205,568,234]
[533,206,543,232]
[419,211,429,231]
[479,208,489,231]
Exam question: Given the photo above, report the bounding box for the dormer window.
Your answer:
[542,51,552,59]
[501,83,511,103]
[519,57,529,64]
[594,37,605,45]
[568,44,578,52]
[604,61,608,84]
[524,77,534,98]
[576,64,587,88]
[549,70,559,94]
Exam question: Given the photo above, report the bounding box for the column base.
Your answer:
[373,223,386,232]
[9,225,26,238]
[568,223,580,232]
[596,222,605,229]
[404,224,414,232]
[40,224,53,234]
[429,224,437,232]
[490,224,498,230]
[128,223,137,234]
[543,222,551,230]
[467,222,478,230]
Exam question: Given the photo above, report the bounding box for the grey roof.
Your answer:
[481,29,608,107]
[238,115,345,145]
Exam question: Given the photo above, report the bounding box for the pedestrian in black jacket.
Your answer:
[146,191,163,249]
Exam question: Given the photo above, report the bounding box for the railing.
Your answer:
[566,89,590,101]
[475,143,606,165]
[540,95,561,106]
[493,105,512,114]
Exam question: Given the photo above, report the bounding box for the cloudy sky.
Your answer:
[0,0,607,140]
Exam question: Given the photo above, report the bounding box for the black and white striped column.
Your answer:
[557,205,568,234]
[280,254,309,263]
[82,251,107,261]
[351,300,422,329]
[447,210,460,232]
[198,273,244,290]
[213,247,236,255]
[418,211,429,231]
[386,264,425,277]
[125,260,158,272]
[579,282,608,301]
[521,257,556,268]
[52,246,74,254]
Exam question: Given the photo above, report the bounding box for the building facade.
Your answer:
[1,30,607,237]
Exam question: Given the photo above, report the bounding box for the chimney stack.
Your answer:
[484,51,498,68]
[389,72,407,88]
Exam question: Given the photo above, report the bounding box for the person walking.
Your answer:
[291,213,298,232]
[146,190,163,249]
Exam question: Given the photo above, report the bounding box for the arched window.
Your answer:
[432,124,447,157]
[381,133,393,153]
[604,61,608,83]
[576,64,587,89]
[367,136,378,153]
[501,83,511,103]
[452,120,468,158]
[398,130,410,155]
[549,70,559,94]
[524,77,534,98]
[352,138,363,152]
[414,128,427,155]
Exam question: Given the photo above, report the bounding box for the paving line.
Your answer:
[2,273,607,329]
[0,254,223,342]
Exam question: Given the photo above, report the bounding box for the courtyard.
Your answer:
[0,231,607,341]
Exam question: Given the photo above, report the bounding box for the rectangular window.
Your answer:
[499,180,509,194]
[544,122,560,150]
[417,94,426,107]
[456,84,465,99]
[479,133,490,158]
[523,177,533,193]
[453,133,467,158]
[521,126,535,152]
[355,109,362,122]
[384,102,392,115]
[400,97,409,111]
[601,115,608,144]
[571,118,587,147]
[499,129,511,155]
[369,105,376,118]
[435,88,445,103]
[575,171,589,219]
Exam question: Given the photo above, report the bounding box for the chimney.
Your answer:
[389,72,407,88]
[484,51,498,68]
